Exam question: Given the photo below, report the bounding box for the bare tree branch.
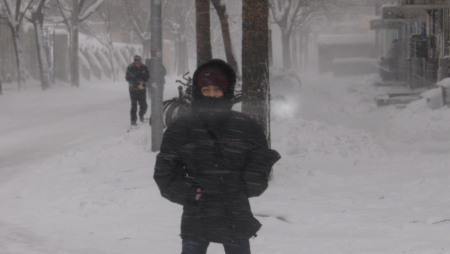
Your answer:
[18,0,36,27]
[2,0,13,18]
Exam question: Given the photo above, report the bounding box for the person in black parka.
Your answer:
[154,59,280,254]
[126,55,149,125]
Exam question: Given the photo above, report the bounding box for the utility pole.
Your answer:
[150,0,164,152]
[71,0,80,87]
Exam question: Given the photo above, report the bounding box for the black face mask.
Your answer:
[192,96,232,129]
[192,96,232,113]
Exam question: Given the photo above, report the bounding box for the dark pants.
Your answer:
[129,89,147,123]
[181,239,251,254]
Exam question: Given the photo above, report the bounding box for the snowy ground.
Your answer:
[1,73,450,254]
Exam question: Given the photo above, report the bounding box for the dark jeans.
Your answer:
[181,239,251,254]
[129,89,147,122]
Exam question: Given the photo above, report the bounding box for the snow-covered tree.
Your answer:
[165,0,194,75]
[83,1,118,81]
[0,0,34,89]
[123,0,151,59]
[55,0,104,87]
[270,0,329,69]
[211,0,240,80]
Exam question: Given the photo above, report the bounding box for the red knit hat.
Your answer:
[196,67,229,93]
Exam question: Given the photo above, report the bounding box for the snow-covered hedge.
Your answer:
[78,35,142,81]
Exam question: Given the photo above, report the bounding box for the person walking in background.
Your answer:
[154,59,280,254]
[148,49,167,88]
[126,55,149,126]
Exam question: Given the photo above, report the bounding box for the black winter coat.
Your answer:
[154,111,280,244]
[154,59,280,244]
[125,63,149,90]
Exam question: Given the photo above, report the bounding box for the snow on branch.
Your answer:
[293,1,321,30]
[79,0,104,21]
[1,0,35,28]
[0,5,7,21]
[286,1,301,33]
[19,0,35,25]
[55,0,71,26]
[126,5,151,41]
[270,0,289,24]
[2,0,13,18]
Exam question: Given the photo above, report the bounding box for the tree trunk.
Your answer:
[196,0,212,66]
[301,30,309,72]
[32,12,51,90]
[175,33,188,75]
[282,31,292,69]
[10,27,25,90]
[211,0,240,80]
[242,0,270,142]
[269,28,273,67]
[143,38,151,59]
[291,29,298,70]
[107,46,117,81]
[71,0,80,87]
[4,0,28,90]
[105,9,117,82]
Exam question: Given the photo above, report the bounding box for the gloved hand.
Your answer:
[138,81,145,90]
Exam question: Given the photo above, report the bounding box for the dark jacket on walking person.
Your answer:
[126,55,150,90]
[154,59,280,253]
[125,55,150,125]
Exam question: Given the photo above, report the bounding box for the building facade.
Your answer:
[372,0,450,87]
